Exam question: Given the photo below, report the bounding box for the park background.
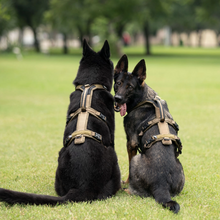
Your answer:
[0,0,220,219]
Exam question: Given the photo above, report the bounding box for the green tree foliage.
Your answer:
[0,0,15,38]
[101,0,137,38]
[196,0,220,46]
[46,0,103,54]
[1,0,220,54]
[168,0,197,46]
[11,0,49,52]
[132,0,173,55]
[46,0,172,55]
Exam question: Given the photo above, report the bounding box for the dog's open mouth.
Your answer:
[114,103,121,112]
[114,103,127,116]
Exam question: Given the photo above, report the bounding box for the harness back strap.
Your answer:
[65,84,107,147]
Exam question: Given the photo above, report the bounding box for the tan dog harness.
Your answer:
[136,96,182,156]
[64,84,107,147]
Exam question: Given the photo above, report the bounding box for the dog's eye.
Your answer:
[116,82,121,86]
[128,85,133,90]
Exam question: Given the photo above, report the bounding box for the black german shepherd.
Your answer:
[114,54,184,213]
[0,40,121,205]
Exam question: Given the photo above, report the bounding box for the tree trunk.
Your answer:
[86,19,93,46]
[18,27,24,48]
[77,25,84,47]
[31,27,40,52]
[175,33,180,46]
[215,30,220,47]
[62,33,68,54]
[170,30,174,46]
[187,32,191,47]
[197,29,203,47]
[133,31,138,44]
[115,23,125,39]
[143,21,151,55]
[218,33,220,47]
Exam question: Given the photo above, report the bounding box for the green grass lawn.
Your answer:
[0,46,220,219]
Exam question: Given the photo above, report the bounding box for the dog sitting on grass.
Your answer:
[114,54,184,214]
[0,40,121,205]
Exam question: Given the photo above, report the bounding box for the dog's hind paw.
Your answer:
[123,188,131,195]
[163,200,180,214]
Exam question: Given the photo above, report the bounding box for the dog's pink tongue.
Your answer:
[120,103,127,116]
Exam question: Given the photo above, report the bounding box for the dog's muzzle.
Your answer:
[114,95,123,112]
[114,103,121,112]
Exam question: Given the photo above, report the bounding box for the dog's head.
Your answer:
[74,39,114,92]
[114,54,146,116]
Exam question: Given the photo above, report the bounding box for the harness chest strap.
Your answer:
[144,134,182,152]
[139,118,179,137]
[66,107,106,125]
[65,84,107,147]
[65,130,102,147]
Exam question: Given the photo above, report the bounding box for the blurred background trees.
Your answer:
[0,0,220,55]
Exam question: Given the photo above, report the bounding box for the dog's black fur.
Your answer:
[0,40,121,205]
[114,55,184,214]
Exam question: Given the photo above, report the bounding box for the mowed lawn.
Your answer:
[0,46,220,219]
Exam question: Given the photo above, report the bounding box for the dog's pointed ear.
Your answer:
[114,54,128,78]
[83,39,93,57]
[98,40,110,60]
[132,59,146,84]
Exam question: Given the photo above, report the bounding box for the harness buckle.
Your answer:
[144,136,156,148]
[99,113,106,121]
[75,134,82,139]
[176,138,182,153]
[174,122,179,131]
[64,135,72,147]
[162,137,172,145]
[141,123,150,133]
[74,134,85,144]
[94,132,102,141]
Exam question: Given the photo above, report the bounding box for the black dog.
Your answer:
[0,40,121,205]
[114,54,184,213]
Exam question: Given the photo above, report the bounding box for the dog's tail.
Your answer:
[0,188,97,206]
[161,200,180,214]
[153,188,180,214]
[0,188,65,205]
